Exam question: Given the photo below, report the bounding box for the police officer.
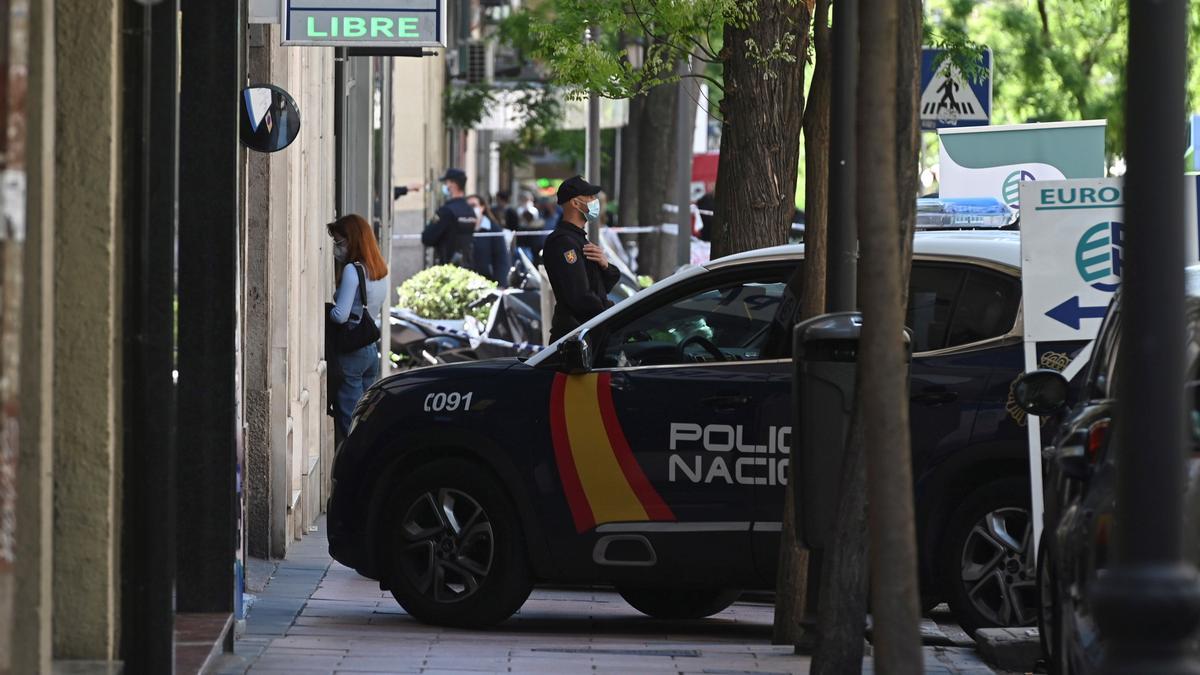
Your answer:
[542,176,620,342]
[421,168,477,267]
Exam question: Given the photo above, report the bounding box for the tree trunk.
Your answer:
[810,412,869,675]
[712,0,809,259]
[636,81,678,278]
[773,0,830,648]
[859,0,923,671]
[619,94,643,235]
[895,0,921,292]
[666,70,701,275]
[802,0,832,318]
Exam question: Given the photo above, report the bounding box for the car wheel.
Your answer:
[941,478,1037,635]
[617,588,742,620]
[382,459,533,628]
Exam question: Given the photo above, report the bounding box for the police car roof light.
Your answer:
[916,197,1010,230]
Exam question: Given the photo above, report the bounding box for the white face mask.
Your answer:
[583,198,601,224]
[473,206,484,219]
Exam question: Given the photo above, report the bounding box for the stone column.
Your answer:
[11,0,56,669]
[50,0,122,660]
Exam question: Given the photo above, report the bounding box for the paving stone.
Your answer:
[973,627,1040,673]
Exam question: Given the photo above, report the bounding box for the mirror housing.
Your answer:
[1013,369,1070,416]
[557,333,591,374]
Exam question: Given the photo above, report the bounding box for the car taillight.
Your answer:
[1086,419,1110,463]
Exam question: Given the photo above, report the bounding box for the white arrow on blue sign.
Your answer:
[920,47,992,131]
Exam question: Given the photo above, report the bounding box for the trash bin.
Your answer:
[790,312,912,550]
[791,312,862,550]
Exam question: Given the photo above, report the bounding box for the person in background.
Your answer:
[421,168,476,267]
[327,214,389,438]
[494,190,521,231]
[468,194,510,287]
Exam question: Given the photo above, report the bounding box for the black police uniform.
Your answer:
[422,196,477,267]
[542,220,620,342]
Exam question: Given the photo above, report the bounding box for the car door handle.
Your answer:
[912,387,959,406]
[702,394,750,410]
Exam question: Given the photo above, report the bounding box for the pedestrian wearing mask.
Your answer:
[541,176,619,343]
[327,214,389,439]
[468,194,510,287]
[421,168,476,268]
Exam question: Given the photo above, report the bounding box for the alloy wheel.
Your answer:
[959,507,1037,627]
[398,488,494,604]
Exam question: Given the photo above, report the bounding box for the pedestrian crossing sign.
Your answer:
[920,47,991,131]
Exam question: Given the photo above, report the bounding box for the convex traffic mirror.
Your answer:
[240,85,301,153]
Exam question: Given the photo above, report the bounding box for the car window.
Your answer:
[906,263,1019,352]
[946,269,1022,348]
[596,277,786,368]
[907,264,965,352]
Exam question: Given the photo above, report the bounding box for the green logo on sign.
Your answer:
[1001,170,1036,210]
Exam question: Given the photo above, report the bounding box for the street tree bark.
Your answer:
[858,0,923,670]
[618,95,643,234]
[711,0,809,259]
[636,81,679,278]
[896,0,921,286]
[773,0,831,648]
[802,0,832,318]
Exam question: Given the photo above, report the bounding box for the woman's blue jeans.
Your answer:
[334,342,381,438]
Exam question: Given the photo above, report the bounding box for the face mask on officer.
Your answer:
[578,197,601,224]
[441,183,452,199]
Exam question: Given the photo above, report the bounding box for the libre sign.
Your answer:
[282,0,446,48]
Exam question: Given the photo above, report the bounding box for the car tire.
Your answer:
[941,477,1037,635]
[617,588,742,620]
[1038,530,1065,675]
[380,458,533,628]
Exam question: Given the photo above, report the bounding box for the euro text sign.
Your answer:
[282,0,446,48]
[1019,178,1124,343]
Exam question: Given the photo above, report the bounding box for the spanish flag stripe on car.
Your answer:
[550,373,676,533]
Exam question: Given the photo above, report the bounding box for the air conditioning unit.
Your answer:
[463,39,494,85]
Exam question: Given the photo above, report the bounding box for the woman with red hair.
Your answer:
[328,214,389,437]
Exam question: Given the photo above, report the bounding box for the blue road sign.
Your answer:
[920,47,992,131]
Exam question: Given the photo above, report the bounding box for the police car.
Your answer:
[328,227,1037,631]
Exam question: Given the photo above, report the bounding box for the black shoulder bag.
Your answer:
[332,263,381,353]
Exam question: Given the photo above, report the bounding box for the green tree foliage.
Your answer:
[507,0,803,102]
[396,265,496,323]
[928,0,1200,157]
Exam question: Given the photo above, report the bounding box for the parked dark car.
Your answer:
[329,231,1079,631]
[1016,268,1200,674]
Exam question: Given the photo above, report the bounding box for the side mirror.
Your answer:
[1013,369,1070,416]
[558,333,591,374]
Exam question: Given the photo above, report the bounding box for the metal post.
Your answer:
[177,0,242,615]
[1092,0,1200,672]
[121,0,179,669]
[586,25,602,241]
[826,0,857,312]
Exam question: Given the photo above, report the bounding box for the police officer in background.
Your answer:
[542,176,620,342]
[421,168,476,268]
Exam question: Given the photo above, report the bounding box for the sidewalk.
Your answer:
[212,520,997,674]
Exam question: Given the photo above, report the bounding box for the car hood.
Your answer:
[375,358,524,393]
